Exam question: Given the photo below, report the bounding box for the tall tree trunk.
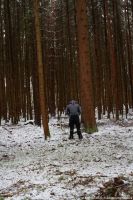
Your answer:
[76,0,97,133]
[33,0,50,139]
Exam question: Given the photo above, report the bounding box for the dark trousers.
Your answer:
[69,115,82,139]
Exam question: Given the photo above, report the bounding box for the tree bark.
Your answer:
[34,0,50,139]
[76,0,97,133]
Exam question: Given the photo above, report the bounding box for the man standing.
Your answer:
[65,100,83,139]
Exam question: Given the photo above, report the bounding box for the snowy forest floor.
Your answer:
[0,112,133,200]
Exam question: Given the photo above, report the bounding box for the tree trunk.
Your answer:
[76,0,97,133]
[33,0,50,139]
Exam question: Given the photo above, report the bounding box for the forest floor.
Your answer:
[0,112,133,200]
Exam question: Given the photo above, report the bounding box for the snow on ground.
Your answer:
[0,113,133,200]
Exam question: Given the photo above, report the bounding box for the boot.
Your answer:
[77,130,83,139]
[69,130,74,139]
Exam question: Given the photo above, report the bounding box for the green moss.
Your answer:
[85,126,98,134]
[106,187,117,196]
[58,175,65,181]
[0,197,5,200]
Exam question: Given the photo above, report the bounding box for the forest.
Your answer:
[0,0,133,138]
[0,0,133,199]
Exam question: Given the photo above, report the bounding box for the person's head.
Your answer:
[69,100,77,105]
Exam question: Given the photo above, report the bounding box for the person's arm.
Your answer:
[78,105,81,115]
[65,106,70,116]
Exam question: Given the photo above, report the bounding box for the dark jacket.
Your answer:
[65,100,81,117]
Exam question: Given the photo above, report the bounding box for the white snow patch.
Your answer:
[0,113,133,199]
